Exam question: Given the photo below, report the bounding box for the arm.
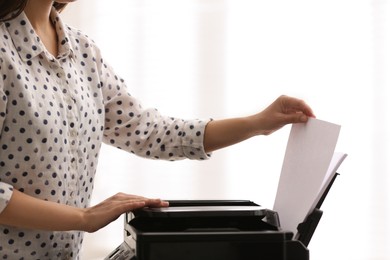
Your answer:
[0,189,168,233]
[204,95,315,153]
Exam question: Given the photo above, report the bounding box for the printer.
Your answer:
[105,171,337,260]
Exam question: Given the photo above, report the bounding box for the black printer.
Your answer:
[105,170,340,260]
[105,195,332,260]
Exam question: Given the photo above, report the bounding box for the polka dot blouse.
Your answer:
[0,8,210,260]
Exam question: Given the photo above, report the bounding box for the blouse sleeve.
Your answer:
[98,58,212,161]
[0,61,14,214]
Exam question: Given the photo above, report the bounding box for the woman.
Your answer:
[0,0,315,259]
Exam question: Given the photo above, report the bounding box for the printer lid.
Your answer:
[134,200,267,218]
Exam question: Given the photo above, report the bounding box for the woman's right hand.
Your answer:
[80,193,169,232]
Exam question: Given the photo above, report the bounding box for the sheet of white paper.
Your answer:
[273,118,341,236]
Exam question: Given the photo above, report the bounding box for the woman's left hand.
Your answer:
[250,95,315,136]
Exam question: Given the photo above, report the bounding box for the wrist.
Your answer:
[245,114,263,136]
[76,208,89,232]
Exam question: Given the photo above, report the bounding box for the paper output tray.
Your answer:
[295,172,340,246]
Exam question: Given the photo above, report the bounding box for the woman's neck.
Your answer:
[24,0,53,32]
[24,0,58,57]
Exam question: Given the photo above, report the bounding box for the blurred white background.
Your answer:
[61,0,389,259]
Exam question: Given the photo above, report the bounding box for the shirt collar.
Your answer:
[5,8,74,62]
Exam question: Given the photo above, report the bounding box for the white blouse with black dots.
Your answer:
[0,8,210,260]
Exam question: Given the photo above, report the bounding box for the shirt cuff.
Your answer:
[181,119,212,160]
[0,182,14,214]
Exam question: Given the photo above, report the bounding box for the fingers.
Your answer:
[283,112,309,124]
[279,95,315,118]
[282,96,315,125]
[145,199,169,208]
[109,193,169,207]
[104,194,168,214]
[103,193,167,207]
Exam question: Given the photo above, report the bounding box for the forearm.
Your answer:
[203,116,257,153]
[0,189,85,231]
